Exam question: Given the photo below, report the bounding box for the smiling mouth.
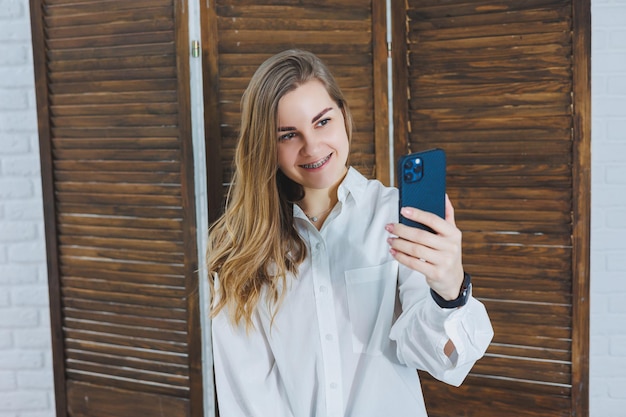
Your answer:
[300,154,332,169]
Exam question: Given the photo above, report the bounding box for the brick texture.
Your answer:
[591,1,626,416]
[1,1,624,416]
[0,0,54,415]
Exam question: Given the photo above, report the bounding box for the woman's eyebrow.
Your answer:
[311,107,333,124]
[278,107,334,132]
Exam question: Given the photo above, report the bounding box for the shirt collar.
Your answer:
[337,166,368,208]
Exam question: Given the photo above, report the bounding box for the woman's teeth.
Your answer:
[301,154,331,169]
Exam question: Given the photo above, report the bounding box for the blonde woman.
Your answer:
[208,49,493,417]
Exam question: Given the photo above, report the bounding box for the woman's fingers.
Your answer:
[386,197,464,296]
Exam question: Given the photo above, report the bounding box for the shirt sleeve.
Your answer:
[388,264,494,387]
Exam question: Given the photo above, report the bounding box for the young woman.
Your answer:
[208,49,493,417]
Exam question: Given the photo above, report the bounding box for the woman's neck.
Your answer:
[299,188,337,219]
[297,166,348,228]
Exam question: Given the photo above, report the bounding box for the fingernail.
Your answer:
[401,207,413,216]
[387,237,393,245]
[385,224,393,232]
[389,248,397,257]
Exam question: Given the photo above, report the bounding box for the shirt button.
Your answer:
[325,334,333,341]
[315,242,322,250]
[330,382,338,389]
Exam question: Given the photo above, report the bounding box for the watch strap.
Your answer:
[430,271,472,309]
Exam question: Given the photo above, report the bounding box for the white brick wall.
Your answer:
[0,0,55,416]
[591,1,626,416]
[1,0,624,416]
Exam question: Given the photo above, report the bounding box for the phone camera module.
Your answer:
[402,157,423,183]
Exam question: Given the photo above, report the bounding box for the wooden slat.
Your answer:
[58,214,182,230]
[44,0,172,15]
[420,374,572,415]
[60,255,184,275]
[53,138,180,150]
[64,328,187,354]
[46,31,174,50]
[462,260,570,280]
[54,160,180,172]
[62,288,186,310]
[64,340,188,367]
[412,32,571,54]
[46,18,174,39]
[50,91,178,105]
[474,355,571,385]
[56,203,182,219]
[66,359,188,386]
[66,349,187,376]
[47,44,176,61]
[64,317,188,344]
[62,298,187,321]
[50,103,178,116]
[66,371,188,398]
[407,0,570,17]
[63,307,186,332]
[411,5,571,31]
[61,266,184,287]
[413,19,570,43]
[52,126,180,138]
[49,79,177,95]
[55,183,181,197]
[44,7,173,29]
[62,277,185,299]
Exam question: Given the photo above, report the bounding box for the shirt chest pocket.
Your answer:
[344,261,397,355]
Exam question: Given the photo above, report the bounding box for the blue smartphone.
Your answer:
[398,148,446,232]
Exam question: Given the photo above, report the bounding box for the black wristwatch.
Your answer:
[430,271,472,309]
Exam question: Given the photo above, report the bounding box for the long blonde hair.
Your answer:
[207,49,353,328]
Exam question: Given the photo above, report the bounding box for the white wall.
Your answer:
[0,0,55,416]
[590,1,626,415]
[0,0,624,416]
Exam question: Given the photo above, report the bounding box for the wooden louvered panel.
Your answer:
[393,1,589,416]
[31,0,202,415]
[203,0,388,221]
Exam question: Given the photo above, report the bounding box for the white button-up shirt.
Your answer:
[212,167,494,417]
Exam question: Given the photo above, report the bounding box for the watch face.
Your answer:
[462,283,471,297]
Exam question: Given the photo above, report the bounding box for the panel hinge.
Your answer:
[191,40,201,58]
[387,41,392,57]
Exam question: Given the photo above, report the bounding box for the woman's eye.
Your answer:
[278,132,296,142]
[316,118,330,127]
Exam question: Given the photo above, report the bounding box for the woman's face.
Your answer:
[276,79,349,194]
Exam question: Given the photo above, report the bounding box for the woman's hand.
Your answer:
[386,194,464,300]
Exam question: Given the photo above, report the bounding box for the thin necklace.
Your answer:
[305,206,333,223]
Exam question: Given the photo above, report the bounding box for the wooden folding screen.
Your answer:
[392,1,590,416]
[29,1,203,416]
[30,0,589,416]
[201,0,389,222]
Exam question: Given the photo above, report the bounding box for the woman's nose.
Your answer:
[300,132,320,156]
